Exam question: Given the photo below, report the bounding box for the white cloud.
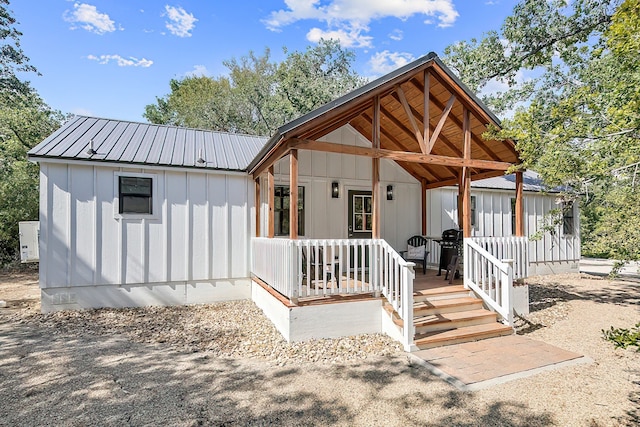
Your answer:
[64,3,117,34]
[185,65,210,77]
[368,50,415,76]
[389,29,403,41]
[306,24,372,48]
[164,5,197,37]
[263,0,459,47]
[87,54,153,67]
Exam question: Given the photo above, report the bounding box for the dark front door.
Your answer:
[348,190,372,268]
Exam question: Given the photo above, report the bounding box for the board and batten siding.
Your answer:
[260,125,422,252]
[427,187,581,274]
[38,162,255,311]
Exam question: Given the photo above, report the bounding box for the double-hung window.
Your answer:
[119,176,153,215]
[274,185,305,236]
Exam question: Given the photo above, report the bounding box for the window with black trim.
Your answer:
[457,195,477,228]
[274,185,305,236]
[511,197,516,234]
[562,201,574,235]
[119,176,153,214]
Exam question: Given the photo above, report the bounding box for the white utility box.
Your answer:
[18,221,39,263]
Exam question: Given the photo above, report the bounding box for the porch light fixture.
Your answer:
[387,185,394,201]
[332,181,339,198]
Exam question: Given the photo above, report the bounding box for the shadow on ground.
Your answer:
[0,319,558,426]
[527,274,640,313]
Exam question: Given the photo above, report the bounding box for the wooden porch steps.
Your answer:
[385,282,514,350]
[414,322,514,349]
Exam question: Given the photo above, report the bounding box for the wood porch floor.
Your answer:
[295,268,462,306]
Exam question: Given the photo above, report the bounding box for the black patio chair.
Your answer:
[400,235,429,274]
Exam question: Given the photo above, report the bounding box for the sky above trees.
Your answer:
[11,0,518,122]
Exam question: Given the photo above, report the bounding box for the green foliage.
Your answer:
[602,323,640,351]
[0,86,65,265]
[0,0,64,265]
[144,39,365,136]
[445,0,640,262]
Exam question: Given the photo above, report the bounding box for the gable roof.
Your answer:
[248,52,519,189]
[28,115,268,172]
[472,170,557,193]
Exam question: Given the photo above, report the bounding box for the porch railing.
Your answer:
[471,236,529,280]
[463,237,530,326]
[251,237,416,350]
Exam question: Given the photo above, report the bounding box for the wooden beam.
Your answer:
[386,93,465,179]
[410,78,504,162]
[421,179,427,236]
[462,108,472,238]
[458,172,464,230]
[372,157,380,238]
[289,150,298,239]
[252,138,290,178]
[372,95,381,238]
[425,169,507,189]
[379,104,458,178]
[428,94,455,154]
[423,70,430,147]
[354,116,441,183]
[515,170,524,236]
[267,166,275,238]
[288,138,514,170]
[255,177,261,237]
[396,85,427,154]
[462,167,471,238]
[427,65,519,158]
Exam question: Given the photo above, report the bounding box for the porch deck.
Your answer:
[294,268,462,306]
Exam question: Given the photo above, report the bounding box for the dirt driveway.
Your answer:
[0,270,638,426]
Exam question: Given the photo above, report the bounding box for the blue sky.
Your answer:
[12,1,518,122]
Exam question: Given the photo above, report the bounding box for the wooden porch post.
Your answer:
[289,150,298,239]
[421,179,427,236]
[462,107,472,238]
[267,166,275,238]
[255,177,261,237]
[372,95,381,238]
[457,172,464,229]
[515,170,524,236]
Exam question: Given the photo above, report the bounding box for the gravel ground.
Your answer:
[0,270,638,426]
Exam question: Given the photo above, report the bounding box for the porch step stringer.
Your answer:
[383,285,514,351]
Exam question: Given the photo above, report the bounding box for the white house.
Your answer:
[28,53,580,351]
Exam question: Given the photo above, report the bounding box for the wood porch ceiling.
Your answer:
[250,56,520,189]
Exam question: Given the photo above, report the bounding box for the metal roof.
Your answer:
[247,52,508,174]
[471,170,558,193]
[28,115,269,172]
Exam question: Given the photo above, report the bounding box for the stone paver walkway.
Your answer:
[410,335,590,391]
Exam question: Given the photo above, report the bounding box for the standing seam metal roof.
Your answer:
[28,115,269,172]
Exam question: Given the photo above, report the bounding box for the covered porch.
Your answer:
[247,53,528,351]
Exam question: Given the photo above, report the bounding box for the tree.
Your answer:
[144,39,366,136]
[443,0,640,261]
[0,0,64,264]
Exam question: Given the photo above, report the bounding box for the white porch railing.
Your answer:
[251,237,416,350]
[463,236,529,326]
[471,236,529,280]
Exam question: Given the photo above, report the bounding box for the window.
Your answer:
[456,195,477,228]
[511,198,516,234]
[471,195,477,228]
[562,201,575,235]
[353,194,373,232]
[119,176,153,214]
[274,185,305,236]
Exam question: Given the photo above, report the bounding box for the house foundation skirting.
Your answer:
[40,279,252,313]
[529,261,579,276]
[251,280,395,342]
